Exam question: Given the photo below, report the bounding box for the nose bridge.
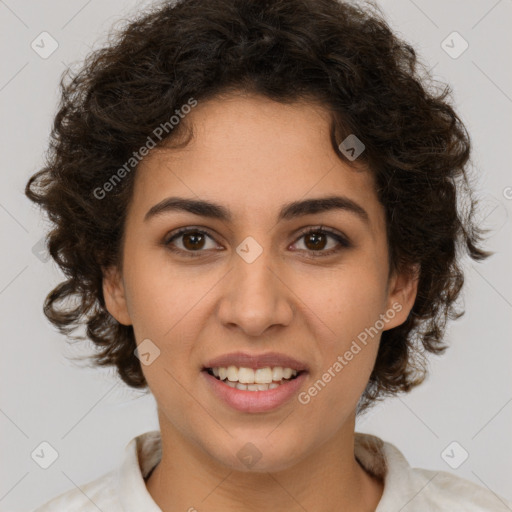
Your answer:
[217,235,293,336]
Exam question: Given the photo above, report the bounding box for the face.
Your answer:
[103,92,417,473]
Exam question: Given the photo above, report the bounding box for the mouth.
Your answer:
[202,366,306,392]
[201,366,309,413]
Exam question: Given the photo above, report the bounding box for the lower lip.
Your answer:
[201,370,308,413]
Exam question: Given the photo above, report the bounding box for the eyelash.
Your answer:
[163,225,351,259]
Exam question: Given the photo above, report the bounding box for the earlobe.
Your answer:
[102,266,132,326]
[384,264,420,330]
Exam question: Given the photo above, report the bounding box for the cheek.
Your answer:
[292,260,388,338]
[292,261,386,395]
[123,253,216,380]
[123,245,198,334]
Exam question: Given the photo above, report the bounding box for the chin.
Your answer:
[204,433,304,473]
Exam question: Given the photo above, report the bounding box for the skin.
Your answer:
[103,92,418,512]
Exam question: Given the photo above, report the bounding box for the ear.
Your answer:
[383,263,420,331]
[102,266,132,326]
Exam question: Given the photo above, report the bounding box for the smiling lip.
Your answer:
[202,351,309,371]
[202,370,308,413]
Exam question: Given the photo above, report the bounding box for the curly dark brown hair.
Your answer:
[25,0,491,415]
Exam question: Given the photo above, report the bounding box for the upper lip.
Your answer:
[202,351,309,372]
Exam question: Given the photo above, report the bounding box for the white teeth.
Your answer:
[237,367,254,384]
[209,365,299,385]
[226,366,238,382]
[254,367,273,383]
[227,381,282,391]
[282,367,294,379]
[273,367,284,380]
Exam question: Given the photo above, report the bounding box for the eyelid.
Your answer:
[163,226,220,246]
[163,225,351,258]
[294,225,350,246]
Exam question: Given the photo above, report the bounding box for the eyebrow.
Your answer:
[144,195,370,226]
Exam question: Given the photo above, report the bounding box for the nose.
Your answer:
[216,247,294,337]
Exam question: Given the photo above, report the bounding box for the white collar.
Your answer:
[113,429,511,511]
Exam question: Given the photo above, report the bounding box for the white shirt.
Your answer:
[31,430,512,511]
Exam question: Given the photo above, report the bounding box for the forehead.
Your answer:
[130,93,384,235]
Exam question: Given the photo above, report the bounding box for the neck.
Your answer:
[145,414,383,512]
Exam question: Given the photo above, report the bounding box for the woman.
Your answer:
[26,0,511,510]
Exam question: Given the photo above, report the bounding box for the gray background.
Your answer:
[1,0,511,510]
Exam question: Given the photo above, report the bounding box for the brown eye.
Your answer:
[292,226,351,257]
[181,231,207,250]
[164,228,220,257]
[164,225,351,259]
[303,231,328,251]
